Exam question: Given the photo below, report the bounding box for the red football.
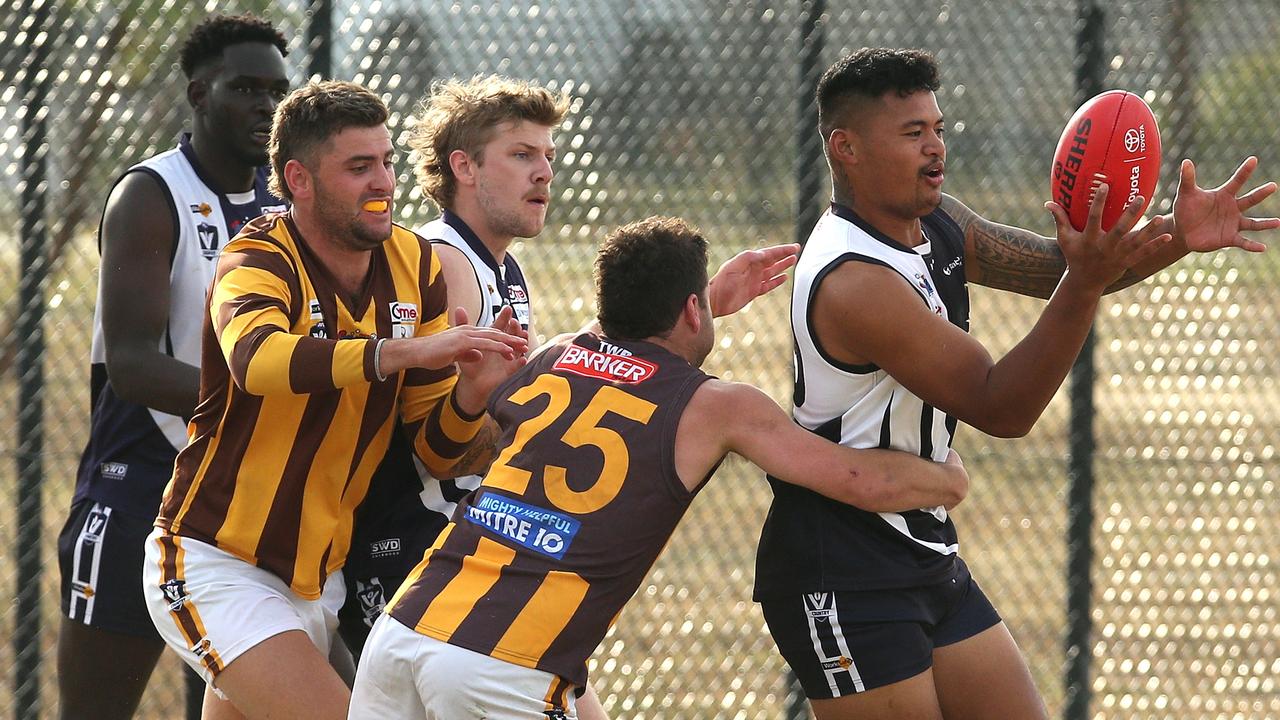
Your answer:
[1051,90,1161,231]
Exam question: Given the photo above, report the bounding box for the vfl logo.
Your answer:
[309,322,328,339]
[72,580,95,598]
[355,578,386,627]
[197,222,220,259]
[369,538,400,559]
[940,256,963,277]
[804,592,835,620]
[160,579,189,611]
[190,202,212,217]
[84,509,109,540]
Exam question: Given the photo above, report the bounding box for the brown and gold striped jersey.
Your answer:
[387,333,712,686]
[156,213,470,599]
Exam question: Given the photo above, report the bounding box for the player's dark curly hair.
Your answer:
[817,48,940,138]
[595,216,709,341]
[179,14,288,79]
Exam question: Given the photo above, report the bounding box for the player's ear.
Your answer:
[449,150,476,187]
[283,158,312,200]
[187,78,208,113]
[828,128,858,166]
[683,293,703,331]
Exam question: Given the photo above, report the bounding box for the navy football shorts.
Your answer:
[58,499,160,638]
[760,557,1001,698]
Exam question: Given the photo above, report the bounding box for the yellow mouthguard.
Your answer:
[363,200,389,212]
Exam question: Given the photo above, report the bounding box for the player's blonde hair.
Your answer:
[408,75,570,210]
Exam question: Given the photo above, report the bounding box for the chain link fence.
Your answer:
[2,1,1277,718]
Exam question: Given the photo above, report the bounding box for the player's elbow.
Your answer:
[104,347,156,405]
[969,411,1035,439]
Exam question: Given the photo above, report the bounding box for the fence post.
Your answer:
[1065,3,1105,719]
[307,0,332,79]
[785,2,825,719]
[794,0,826,249]
[14,1,52,718]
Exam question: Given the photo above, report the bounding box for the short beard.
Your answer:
[314,183,390,251]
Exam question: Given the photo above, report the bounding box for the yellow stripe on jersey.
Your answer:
[213,392,308,556]
[492,569,591,667]
[440,391,486,444]
[414,536,516,639]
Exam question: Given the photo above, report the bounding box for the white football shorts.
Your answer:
[349,613,580,719]
[142,528,345,689]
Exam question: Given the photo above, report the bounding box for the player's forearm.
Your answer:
[106,347,201,417]
[410,391,493,479]
[977,272,1101,437]
[226,327,374,395]
[841,449,967,512]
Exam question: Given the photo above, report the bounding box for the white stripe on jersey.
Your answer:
[69,503,112,624]
[792,209,957,556]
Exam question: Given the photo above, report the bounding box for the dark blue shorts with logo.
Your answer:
[759,557,1001,698]
[58,498,160,638]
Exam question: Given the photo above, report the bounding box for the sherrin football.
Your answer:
[1051,90,1161,231]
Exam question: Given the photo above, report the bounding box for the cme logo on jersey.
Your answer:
[507,284,529,304]
[553,345,657,384]
[390,302,418,339]
[197,222,220,259]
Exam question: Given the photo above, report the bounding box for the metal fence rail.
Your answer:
[2,1,1277,718]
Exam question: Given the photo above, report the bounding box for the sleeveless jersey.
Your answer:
[388,333,712,687]
[156,215,460,599]
[73,134,285,518]
[347,211,533,580]
[754,203,970,596]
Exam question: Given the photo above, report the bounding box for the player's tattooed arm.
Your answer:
[442,417,501,478]
[942,194,1143,299]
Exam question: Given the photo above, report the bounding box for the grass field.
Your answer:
[1,229,1277,719]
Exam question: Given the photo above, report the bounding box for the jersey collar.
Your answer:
[828,202,924,255]
[441,210,502,276]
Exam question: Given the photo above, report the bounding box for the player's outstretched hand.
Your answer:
[391,309,528,371]
[1173,157,1278,253]
[1046,183,1172,294]
[454,305,529,410]
[707,242,800,317]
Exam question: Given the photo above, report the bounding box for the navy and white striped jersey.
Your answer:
[73,134,285,519]
[754,202,970,596]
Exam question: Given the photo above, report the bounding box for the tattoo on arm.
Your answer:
[445,417,500,478]
[941,195,1066,299]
